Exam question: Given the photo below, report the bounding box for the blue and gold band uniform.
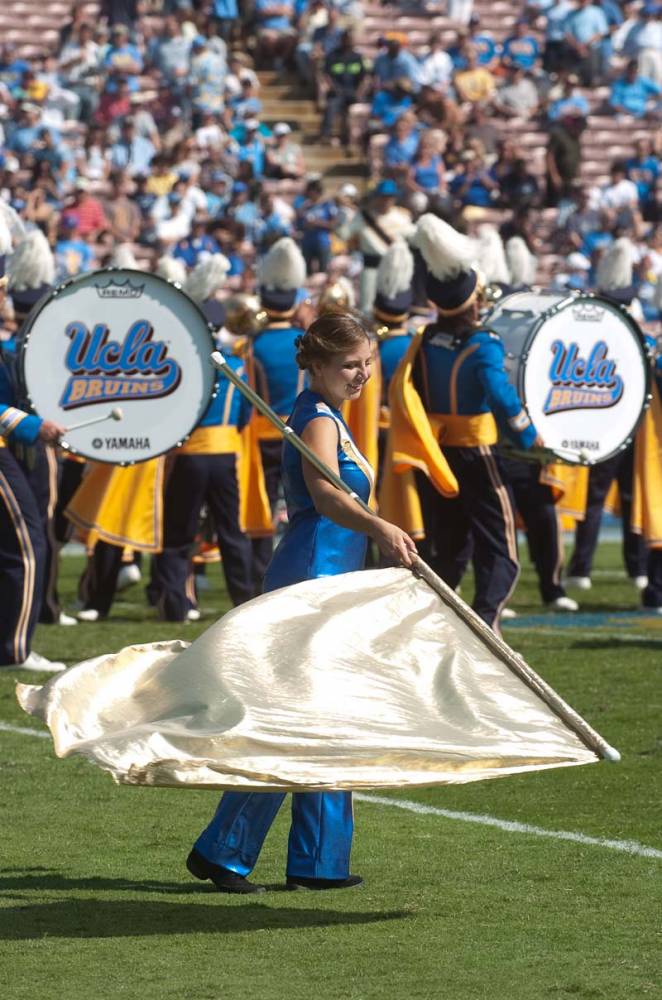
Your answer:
[191,388,373,884]
[413,321,537,629]
[249,315,305,589]
[0,365,46,665]
[154,351,254,621]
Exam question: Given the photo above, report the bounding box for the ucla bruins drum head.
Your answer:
[487,292,650,465]
[19,269,216,465]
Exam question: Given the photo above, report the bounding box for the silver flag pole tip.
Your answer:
[602,744,621,762]
[210,351,226,368]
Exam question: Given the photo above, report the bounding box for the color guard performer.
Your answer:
[249,237,308,589]
[386,215,544,631]
[0,251,65,673]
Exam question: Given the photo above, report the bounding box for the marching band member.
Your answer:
[249,237,308,589]
[347,180,413,313]
[187,311,416,894]
[476,227,578,611]
[4,229,76,626]
[566,238,648,592]
[0,250,65,673]
[385,215,543,632]
[152,255,255,620]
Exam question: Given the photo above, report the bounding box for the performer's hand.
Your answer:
[533,434,546,449]
[39,420,65,445]
[370,518,417,567]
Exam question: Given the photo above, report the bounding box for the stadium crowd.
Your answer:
[0,0,658,316]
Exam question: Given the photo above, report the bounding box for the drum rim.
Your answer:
[486,290,652,466]
[16,267,219,466]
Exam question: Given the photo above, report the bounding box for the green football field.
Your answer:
[1,543,661,1000]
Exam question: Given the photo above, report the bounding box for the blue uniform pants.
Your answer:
[0,448,46,665]
[194,790,354,879]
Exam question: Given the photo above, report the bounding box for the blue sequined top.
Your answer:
[264,389,373,591]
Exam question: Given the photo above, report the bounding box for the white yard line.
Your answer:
[3,722,660,860]
[356,794,662,860]
[0,721,50,739]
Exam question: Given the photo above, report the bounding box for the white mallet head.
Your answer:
[110,407,123,421]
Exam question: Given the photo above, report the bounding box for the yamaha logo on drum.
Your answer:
[543,339,624,415]
[59,319,182,409]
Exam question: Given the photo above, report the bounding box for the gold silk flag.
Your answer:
[17,568,605,791]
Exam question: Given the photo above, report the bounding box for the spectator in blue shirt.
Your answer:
[55,216,94,279]
[373,34,421,94]
[502,20,541,71]
[237,120,266,178]
[609,59,661,118]
[173,215,221,267]
[450,149,499,207]
[542,0,575,74]
[212,0,239,42]
[626,136,660,220]
[383,113,419,174]
[548,73,591,120]
[229,77,263,122]
[468,16,500,69]
[298,177,338,273]
[371,79,415,129]
[254,0,297,71]
[564,0,609,84]
[109,118,155,176]
[103,23,142,93]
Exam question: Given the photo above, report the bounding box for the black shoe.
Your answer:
[285,874,363,891]
[186,849,266,894]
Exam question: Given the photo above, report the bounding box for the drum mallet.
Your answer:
[64,407,124,433]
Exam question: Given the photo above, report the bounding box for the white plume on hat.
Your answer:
[8,229,55,290]
[411,214,478,281]
[258,237,306,291]
[156,255,187,285]
[376,239,414,299]
[184,253,231,303]
[0,214,12,256]
[476,225,510,285]
[596,237,635,292]
[505,236,537,287]
[110,244,140,269]
[0,200,26,247]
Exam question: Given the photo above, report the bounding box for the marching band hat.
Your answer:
[8,229,55,320]
[374,179,399,198]
[201,298,227,331]
[411,214,480,316]
[374,240,414,324]
[258,237,306,316]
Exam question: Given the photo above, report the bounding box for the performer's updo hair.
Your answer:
[295,311,369,371]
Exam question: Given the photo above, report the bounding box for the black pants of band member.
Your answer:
[567,446,647,581]
[251,439,281,593]
[0,448,46,665]
[500,457,565,604]
[643,550,662,609]
[414,445,519,629]
[155,452,254,620]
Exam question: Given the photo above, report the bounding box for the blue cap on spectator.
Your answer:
[375,179,399,197]
[192,35,207,48]
[643,1,661,12]
[233,181,248,194]
[211,170,230,183]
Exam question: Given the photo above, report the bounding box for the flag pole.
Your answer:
[211,351,619,763]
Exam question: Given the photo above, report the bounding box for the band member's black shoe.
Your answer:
[186,849,266,894]
[285,874,363,890]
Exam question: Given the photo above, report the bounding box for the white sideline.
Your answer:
[355,794,662,860]
[2,723,660,860]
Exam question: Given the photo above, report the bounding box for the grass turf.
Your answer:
[1,543,661,1000]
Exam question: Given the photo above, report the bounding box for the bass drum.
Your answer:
[486,291,650,465]
[18,268,216,465]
